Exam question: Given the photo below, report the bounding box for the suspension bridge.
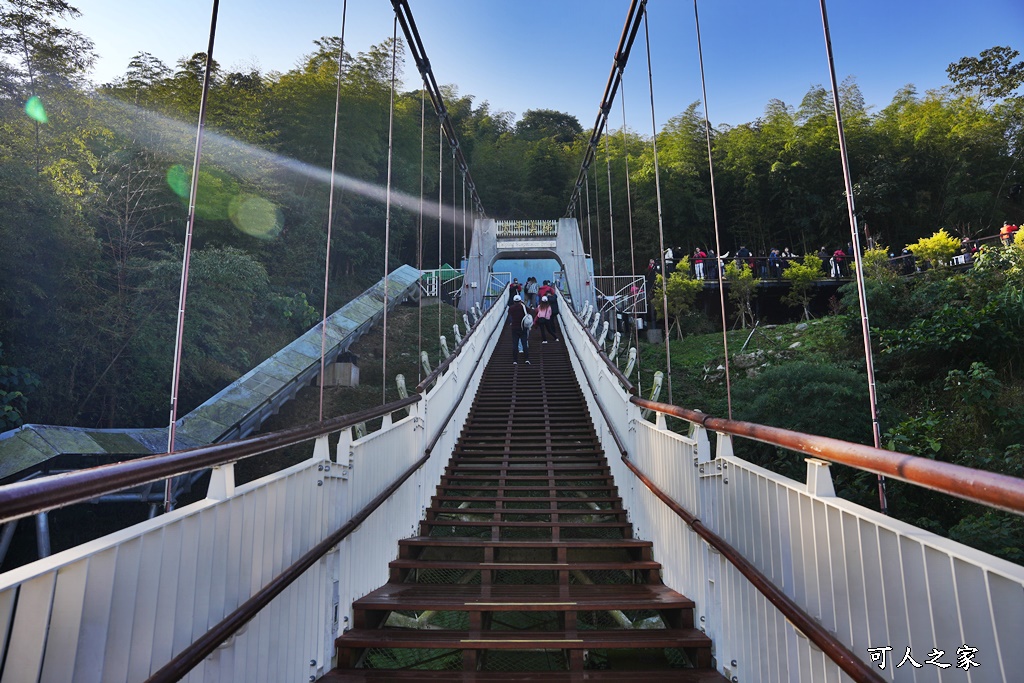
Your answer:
[0,1,1022,682]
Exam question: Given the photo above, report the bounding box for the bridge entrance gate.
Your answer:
[460,218,594,312]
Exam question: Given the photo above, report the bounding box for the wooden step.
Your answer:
[398,537,649,550]
[389,559,660,573]
[432,496,622,505]
[352,583,692,612]
[320,671,728,682]
[427,507,628,518]
[338,627,711,651]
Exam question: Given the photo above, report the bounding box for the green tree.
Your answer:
[724,261,758,329]
[947,46,1024,101]
[782,253,822,320]
[514,109,582,143]
[0,0,95,172]
[653,259,702,339]
[0,342,39,428]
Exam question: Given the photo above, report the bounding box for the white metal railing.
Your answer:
[419,268,463,303]
[419,270,439,297]
[494,219,557,238]
[483,271,511,310]
[592,274,647,315]
[0,297,507,683]
[559,298,1024,683]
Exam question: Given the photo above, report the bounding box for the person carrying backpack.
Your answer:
[524,277,539,307]
[507,294,531,364]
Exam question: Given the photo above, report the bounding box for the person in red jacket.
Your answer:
[693,247,707,280]
[1001,221,1019,246]
[537,280,559,319]
[506,295,531,364]
[508,277,523,306]
[537,280,554,300]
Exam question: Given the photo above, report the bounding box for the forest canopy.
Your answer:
[0,0,1021,432]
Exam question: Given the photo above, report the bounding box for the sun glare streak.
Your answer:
[98,94,465,229]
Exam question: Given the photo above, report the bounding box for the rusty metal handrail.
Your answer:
[0,395,421,525]
[631,396,1024,516]
[620,455,884,683]
[565,296,636,394]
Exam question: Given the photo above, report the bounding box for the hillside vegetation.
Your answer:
[634,238,1024,562]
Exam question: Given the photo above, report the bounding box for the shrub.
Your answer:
[905,229,960,268]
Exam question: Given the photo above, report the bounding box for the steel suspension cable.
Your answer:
[417,86,425,383]
[604,131,617,281]
[452,150,457,273]
[819,0,887,514]
[391,0,485,217]
[381,16,398,404]
[618,77,643,388]
[593,168,603,276]
[462,171,467,260]
[437,124,443,348]
[319,0,349,421]
[692,0,729,416]
[640,4,674,405]
[165,0,220,512]
[564,0,645,219]
[584,171,594,262]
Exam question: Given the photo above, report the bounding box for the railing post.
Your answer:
[312,434,331,462]
[715,432,734,460]
[206,464,235,501]
[805,457,836,497]
[697,425,725,672]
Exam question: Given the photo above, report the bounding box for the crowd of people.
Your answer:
[651,244,827,282]
[506,277,561,364]
[504,220,1023,363]
[649,221,1022,282]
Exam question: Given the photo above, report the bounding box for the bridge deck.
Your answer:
[327,320,726,679]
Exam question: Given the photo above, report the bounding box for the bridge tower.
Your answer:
[461,218,594,312]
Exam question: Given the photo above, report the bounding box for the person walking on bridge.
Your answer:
[524,277,539,307]
[508,278,523,306]
[507,295,531,364]
[536,296,558,344]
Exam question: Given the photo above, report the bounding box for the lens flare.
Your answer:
[192,168,237,220]
[101,95,464,228]
[25,96,48,124]
[229,194,283,239]
[166,165,189,197]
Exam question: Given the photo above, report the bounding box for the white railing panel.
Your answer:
[0,458,340,683]
[2,572,53,682]
[348,413,421,512]
[332,293,506,637]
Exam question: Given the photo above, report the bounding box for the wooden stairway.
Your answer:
[323,325,726,681]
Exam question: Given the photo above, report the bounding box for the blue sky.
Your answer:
[70,0,1022,130]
